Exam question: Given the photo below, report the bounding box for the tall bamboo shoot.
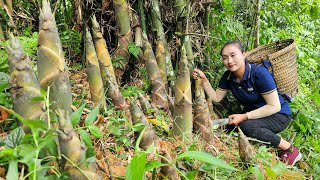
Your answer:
[7,34,45,132]
[85,27,105,106]
[172,46,192,140]
[142,34,168,109]
[193,79,214,143]
[37,1,100,179]
[91,15,116,81]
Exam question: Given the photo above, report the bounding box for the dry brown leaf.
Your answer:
[0,107,10,123]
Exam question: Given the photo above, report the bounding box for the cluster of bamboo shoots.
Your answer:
[6,0,256,178]
[7,0,101,179]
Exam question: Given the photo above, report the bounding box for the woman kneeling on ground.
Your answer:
[193,40,302,166]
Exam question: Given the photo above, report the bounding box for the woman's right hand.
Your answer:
[193,69,207,80]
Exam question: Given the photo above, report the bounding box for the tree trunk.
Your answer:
[85,27,105,106]
[173,46,192,140]
[37,1,100,179]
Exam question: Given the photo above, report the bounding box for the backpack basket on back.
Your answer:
[246,39,298,97]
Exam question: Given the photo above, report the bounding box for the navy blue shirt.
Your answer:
[218,62,292,116]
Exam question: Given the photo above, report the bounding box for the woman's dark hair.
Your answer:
[220,40,245,56]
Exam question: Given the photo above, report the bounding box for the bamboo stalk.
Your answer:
[113,0,132,81]
[184,35,194,74]
[160,149,179,180]
[174,0,187,36]
[150,0,168,84]
[105,72,128,110]
[37,1,100,179]
[7,34,45,132]
[172,46,192,140]
[254,0,260,48]
[85,27,105,106]
[142,33,168,110]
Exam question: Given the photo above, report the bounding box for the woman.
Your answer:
[193,40,302,166]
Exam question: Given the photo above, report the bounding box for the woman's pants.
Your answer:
[227,113,291,147]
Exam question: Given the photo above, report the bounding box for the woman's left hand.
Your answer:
[228,114,248,125]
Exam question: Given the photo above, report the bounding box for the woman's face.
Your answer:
[221,44,246,72]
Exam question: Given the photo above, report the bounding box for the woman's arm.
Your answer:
[229,89,281,125]
[193,69,227,103]
[246,89,281,119]
[202,80,227,103]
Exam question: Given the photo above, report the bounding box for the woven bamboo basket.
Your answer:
[246,39,298,97]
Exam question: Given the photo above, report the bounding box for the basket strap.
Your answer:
[250,61,293,103]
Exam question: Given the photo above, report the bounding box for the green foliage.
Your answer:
[71,103,103,158]
[59,29,82,62]
[0,107,61,179]
[128,43,142,59]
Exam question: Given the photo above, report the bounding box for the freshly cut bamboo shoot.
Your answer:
[172,46,192,140]
[85,27,105,106]
[7,34,45,132]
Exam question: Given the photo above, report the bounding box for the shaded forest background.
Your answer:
[0,0,319,179]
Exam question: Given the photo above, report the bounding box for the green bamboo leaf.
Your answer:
[177,151,237,171]
[31,96,45,102]
[186,170,198,180]
[85,103,101,126]
[78,129,93,148]
[125,152,146,180]
[6,160,18,180]
[71,103,87,127]
[88,125,103,138]
[145,160,165,171]
[21,119,46,132]
[4,127,25,148]
[38,131,56,150]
